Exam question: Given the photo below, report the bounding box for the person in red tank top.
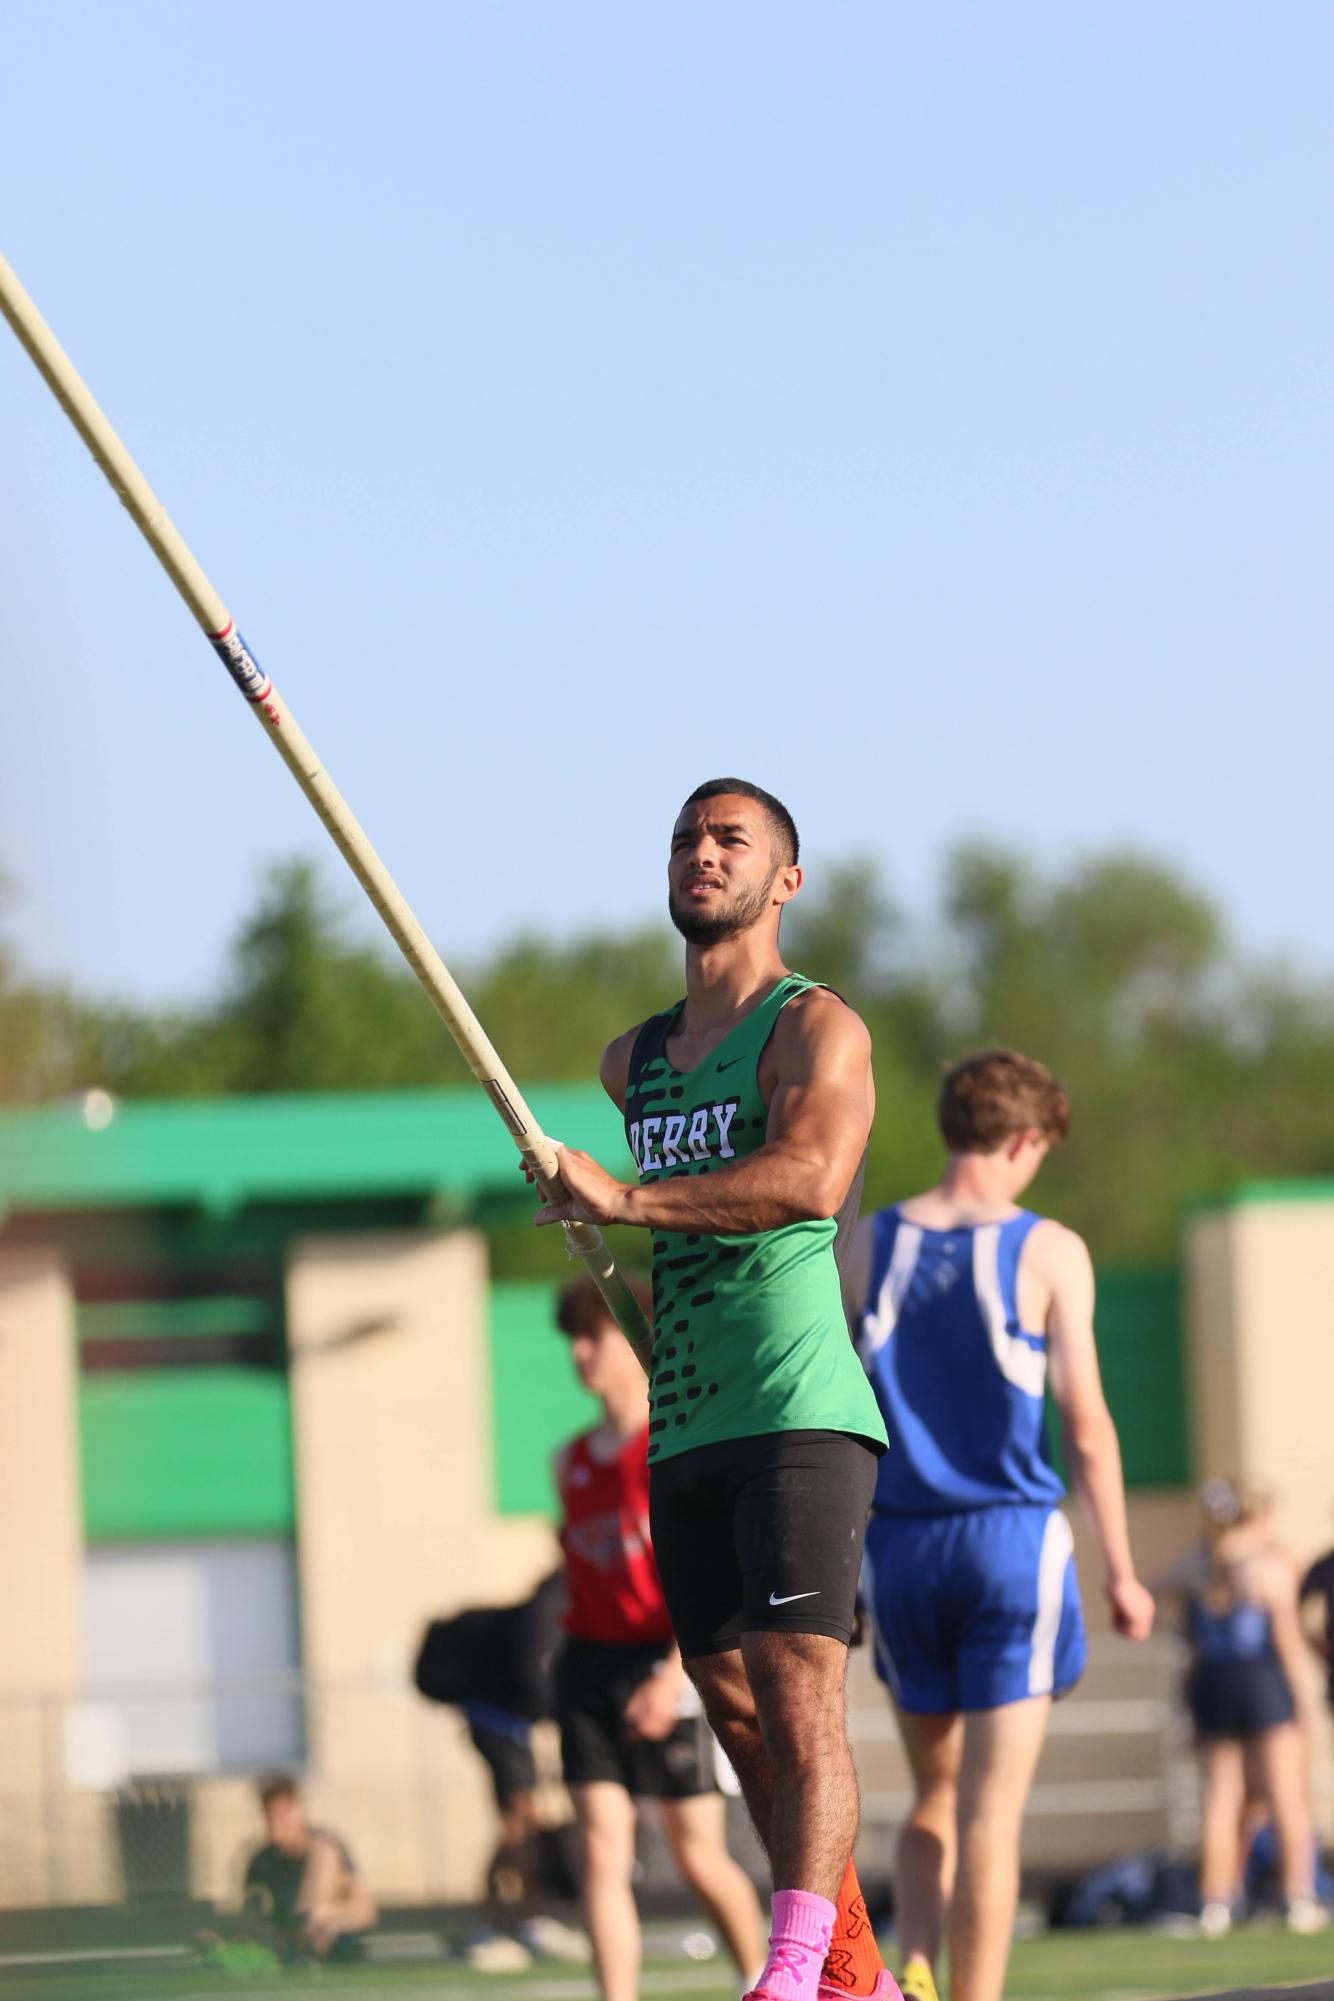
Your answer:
[558,1413,670,1649]
[552,1274,766,2001]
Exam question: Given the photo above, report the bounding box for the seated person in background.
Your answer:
[552,1273,767,2001]
[243,1774,377,1963]
[1299,1539,1334,1718]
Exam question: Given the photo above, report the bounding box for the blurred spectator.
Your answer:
[551,1273,766,2001]
[1160,1481,1327,1937]
[1298,1539,1334,1715]
[241,1775,377,1963]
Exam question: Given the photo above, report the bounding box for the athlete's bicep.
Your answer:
[1042,1228,1110,1423]
[765,1000,873,1215]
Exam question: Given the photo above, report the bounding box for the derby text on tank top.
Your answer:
[557,1425,673,1644]
[858,1204,1065,1513]
[625,973,887,1464]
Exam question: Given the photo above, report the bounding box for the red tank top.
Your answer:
[557,1424,673,1645]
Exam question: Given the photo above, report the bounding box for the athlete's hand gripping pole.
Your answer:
[0,249,652,1373]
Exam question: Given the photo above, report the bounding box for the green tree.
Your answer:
[5,845,1334,1269]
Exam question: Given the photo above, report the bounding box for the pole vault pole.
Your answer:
[0,248,652,1370]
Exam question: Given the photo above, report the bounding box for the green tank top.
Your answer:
[624,972,888,1464]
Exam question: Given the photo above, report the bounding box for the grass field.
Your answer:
[3,1931,1332,2001]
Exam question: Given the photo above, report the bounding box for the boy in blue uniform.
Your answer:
[847,1050,1155,2001]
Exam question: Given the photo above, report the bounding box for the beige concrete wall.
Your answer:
[1184,1198,1334,1834]
[1185,1199,1334,1565]
[284,1228,558,1902]
[0,1246,84,1906]
[1185,1210,1244,1484]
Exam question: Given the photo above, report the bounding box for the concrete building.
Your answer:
[0,1086,624,1909]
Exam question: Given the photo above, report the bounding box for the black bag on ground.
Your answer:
[413,1570,564,1721]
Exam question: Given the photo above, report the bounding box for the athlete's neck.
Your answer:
[681,932,789,1035]
[597,1378,649,1444]
[902,1152,1028,1225]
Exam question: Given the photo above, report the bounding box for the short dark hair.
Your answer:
[680,778,799,868]
[257,1774,300,1809]
[555,1272,653,1339]
[937,1048,1070,1152]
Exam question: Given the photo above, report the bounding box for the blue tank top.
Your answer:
[857,1205,1065,1514]
[1188,1596,1276,1666]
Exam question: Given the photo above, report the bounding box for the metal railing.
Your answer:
[4,1634,1327,1913]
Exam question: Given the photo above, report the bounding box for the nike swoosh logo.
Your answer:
[768,1590,820,1606]
[716,1056,744,1072]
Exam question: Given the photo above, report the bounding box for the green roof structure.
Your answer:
[0,1084,630,1220]
[0,1085,628,1543]
[1187,1178,1334,1215]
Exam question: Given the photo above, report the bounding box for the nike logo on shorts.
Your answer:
[769,1590,820,1606]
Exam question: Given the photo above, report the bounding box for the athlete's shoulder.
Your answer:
[771,981,872,1060]
[600,1021,650,1107]
[552,1434,585,1490]
[1023,1215,1091,1275]
[1249,1546,1300,1611]
[600,1004,682,1107]
[599,1027,639,1106]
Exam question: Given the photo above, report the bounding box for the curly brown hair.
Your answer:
[937,1048,1071,1153]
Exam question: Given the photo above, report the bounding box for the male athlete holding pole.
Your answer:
[533,779,901,2001]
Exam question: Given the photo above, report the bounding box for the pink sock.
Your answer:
[756,1889,836,2001]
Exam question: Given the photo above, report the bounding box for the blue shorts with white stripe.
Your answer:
[862,1503,1087,1715]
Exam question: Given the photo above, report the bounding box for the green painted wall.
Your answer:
[76,1264,1190,1543]
[80,1371,294,1540]
[1044,1267,1189,1489]
[1091,1267,1189,1487]
[489,1282,600,1516]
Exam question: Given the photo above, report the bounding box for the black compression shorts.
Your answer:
[554,1638,719,1797]
[649,1429,879,1657]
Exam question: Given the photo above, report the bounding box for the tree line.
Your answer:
[4,845,1332,1265]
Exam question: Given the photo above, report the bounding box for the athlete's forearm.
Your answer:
[1060,1405,1137,1584]
[620,1141,848,1233]
[320,1889,378,1941]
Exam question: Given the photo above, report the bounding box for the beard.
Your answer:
[669,876,775,946]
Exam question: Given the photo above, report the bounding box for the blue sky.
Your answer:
[2,3,1330,1005]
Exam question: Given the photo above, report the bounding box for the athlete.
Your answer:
[848,1048,1155,2001]
[552,1272,766,2001]
[1171,1482,1325,1937]
[533,779,900,2001]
